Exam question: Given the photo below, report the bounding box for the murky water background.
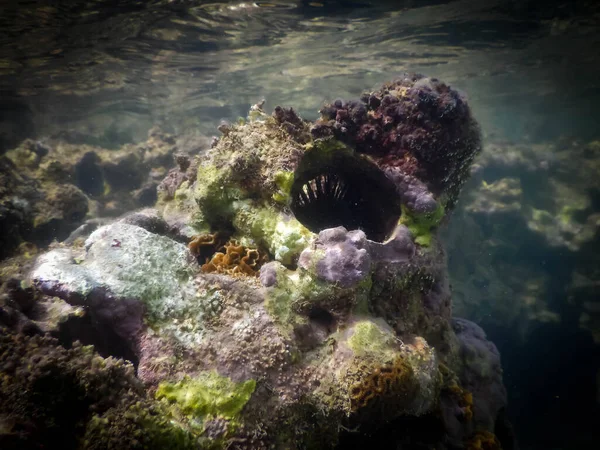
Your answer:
[3,0,600,148]
[2,0,600,448]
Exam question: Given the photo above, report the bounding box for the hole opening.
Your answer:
[290,151,401,242]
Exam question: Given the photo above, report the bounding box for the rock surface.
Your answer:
[0,128,207,260]
[1,77,513,449]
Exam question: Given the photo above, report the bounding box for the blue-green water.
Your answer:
[2,0,600,148]
[1,1,599,449]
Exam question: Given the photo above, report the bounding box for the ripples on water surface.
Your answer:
[2,0,600,147]
[1,1,600,449]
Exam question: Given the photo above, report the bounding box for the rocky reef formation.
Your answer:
[444,138,600,342]
[442,136,600,449]
[0,128,208,261]
[1,74,513,449]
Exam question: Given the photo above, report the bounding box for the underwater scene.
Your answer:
[0,0,599,449]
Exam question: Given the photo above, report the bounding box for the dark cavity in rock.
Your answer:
[75,151,104,197]
[290,150,401,242]
[308,306,336,333]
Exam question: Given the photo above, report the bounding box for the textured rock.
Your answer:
[0,128,203,261]
[31,222,202,350]
[11,77,513,449]
[452,318,507,430]
[0,331,196,450]
[298,227,371,288]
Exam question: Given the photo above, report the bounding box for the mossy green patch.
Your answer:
[347,320,397,359]
[232,201,312,265]
[400,202,445,247]
[264,272,301,331]
[156,372,256,422]
[353,276,373,316]
[263,266,315,332]
[272,170,295,204]
[83,401,197,450]
[264,263,352,334]
[194,164,244,227]
[304,137,352,157]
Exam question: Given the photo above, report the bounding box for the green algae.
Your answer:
[272,170,295,204]
[232,201,312,265]
[352,281,372,316]
[400,202,445,247]
[263,262,353,333]
[194,164,243,227]
[263,265,316,331]
[156,372,256,422]
[347,320,397,358]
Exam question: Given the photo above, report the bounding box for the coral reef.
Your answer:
[3,76,514,449]
[200,240,268,277]
[465,430,502,450]
[0,330,195,450]
[0,128,204,261]
[312,73,482,209]
[188,232,227,262]
[316,321,439,423]
[156,372,256,426]
[298,227,372,288]
[444,138,600,342]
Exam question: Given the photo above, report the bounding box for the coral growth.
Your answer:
[0,129,195,261]
[465,430,502,450]
[188,232,227,262]
[201,239,268,277]
[156,372,256,423]
[298,227,372,288]
[349,356,417,412]
[444,380,474,422]
[4,75,515,449]
[0,330,195,449]
[312,74,481,207]
[81,400,196,450]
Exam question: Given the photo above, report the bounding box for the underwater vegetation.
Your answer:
[0,128,186,260]
[0,74,515,449]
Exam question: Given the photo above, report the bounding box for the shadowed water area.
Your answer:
[1,0,599,449]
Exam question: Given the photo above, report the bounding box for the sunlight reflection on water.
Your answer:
[0,0,599,148]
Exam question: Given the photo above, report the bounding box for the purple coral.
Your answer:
[298,227,371,288]
[259,261,280,287]
[452,318,507,431]
[311,74,481,207]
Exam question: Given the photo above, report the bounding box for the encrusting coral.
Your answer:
[349,356,417,412]
[311,74,481,209]
[199,239,268,277]
[4,74,516,449]
[188,232,227,262]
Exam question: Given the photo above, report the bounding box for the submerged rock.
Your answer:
[0,128,205,261]
[4,76,514,449]
[445,138,600,344]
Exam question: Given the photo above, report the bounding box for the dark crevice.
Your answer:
[56,313,140,369]
[75,151,104,197]
[308,306,335,333]
[290,152,402,242]
[336,413,445,449]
